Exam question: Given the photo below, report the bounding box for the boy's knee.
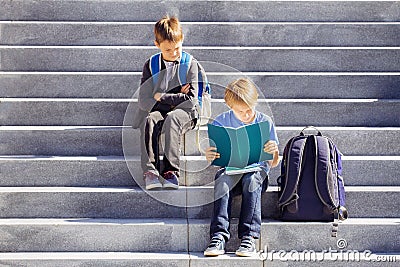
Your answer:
[147,112,163,123]
[215,172,240,191]
[164,110,192,130]
[242,172,266,192]
[164,113,179,126]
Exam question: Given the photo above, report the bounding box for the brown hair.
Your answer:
[154,15,183,44]
[224,78,259,108]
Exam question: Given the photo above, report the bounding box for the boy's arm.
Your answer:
[158,85,195,106]
[265,119,280,168]
[264,140,280,168]
[157,60,198,107]
[205,146,220,162]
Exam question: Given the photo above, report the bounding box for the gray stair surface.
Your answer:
[3,22,400,47]
[0,0,399,266]
[1,0,399,22]
[0,99,399,126]
[0,186,399,218]
[0,252,191,267]
[0,252,398,267]
[0,127,399,156]
[1,47,400,72]
[0,155,398,187]
[1,72,400,99]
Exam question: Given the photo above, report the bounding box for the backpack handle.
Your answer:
[300,126,322,136]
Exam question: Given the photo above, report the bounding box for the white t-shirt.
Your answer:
[159,60,177,92]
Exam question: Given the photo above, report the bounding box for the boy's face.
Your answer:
[230,102,256,124]
[155,40,183,62]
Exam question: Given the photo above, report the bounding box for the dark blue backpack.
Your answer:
[277,127,348,237]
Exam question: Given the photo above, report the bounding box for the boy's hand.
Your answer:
[264,140,278,154]
[205,146,220,162]
[180,84,190,94]
[154,92,165,101]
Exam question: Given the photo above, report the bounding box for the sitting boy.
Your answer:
[204,78,280,256]
[132,15,204,190]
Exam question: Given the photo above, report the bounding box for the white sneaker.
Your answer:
[204,235,226,256]
[235,236,257,257]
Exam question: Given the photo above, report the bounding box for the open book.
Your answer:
[207,120,273,172]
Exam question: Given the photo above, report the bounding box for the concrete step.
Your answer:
[0,218,398,254]
[1,252,397,267]
[0,126,398,156]
[265,218,400,254]
[0,187,188,219]
[0,156,137,187]
[0,156,398,187]
[2,0,398,22]
[194,252,400,267]
[0,252,191,267]
[0,186,398,218]
[2,72,400,99]
[0,126,125,156]
[3,22,400,47]
[186,127,400,157]
[0,218,188,252]
[189,218,400,253]
[188,156,400,187]
[1,47,399,72]
[188,186,400,219]
[1,99,399,127]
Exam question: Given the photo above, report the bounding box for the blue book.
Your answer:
[207,120,273,169]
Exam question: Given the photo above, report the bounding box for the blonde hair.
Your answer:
[224,78,259,108]
[154,15,183,44]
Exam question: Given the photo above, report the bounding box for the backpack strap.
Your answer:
[334,143,348,221]
[197,64,211,107]
[149,51,193,87]
[179,52,211,108]
[300,126,322,137]
[278,136,308,211]
[149,52,162,85]
[335,145,346,209]
[149,51,211,104]
[313,135,348,237]
[314,135,339,212]
[178,51,192,85]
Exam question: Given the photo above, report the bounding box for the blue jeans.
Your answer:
[210,168,269,241]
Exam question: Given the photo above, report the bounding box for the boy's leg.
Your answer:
[210,169,242,242]
[161,109,195,176]
[237,171,268,239]
[140,111,164,175]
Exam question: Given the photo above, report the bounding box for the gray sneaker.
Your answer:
[204,235,225,256]
[235,236,257,257]
[144,172,162,190]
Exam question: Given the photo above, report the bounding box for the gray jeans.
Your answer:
[140,109,196,177]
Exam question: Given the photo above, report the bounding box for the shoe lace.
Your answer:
[164,172,172,179]
[163,171,178,180]
[208,236,223,248]
[240,236,255,249]
[144,172,158,180]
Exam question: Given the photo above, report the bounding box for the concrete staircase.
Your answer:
[0,0,399,266]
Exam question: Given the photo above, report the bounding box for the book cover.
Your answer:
[207,120,273,168]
